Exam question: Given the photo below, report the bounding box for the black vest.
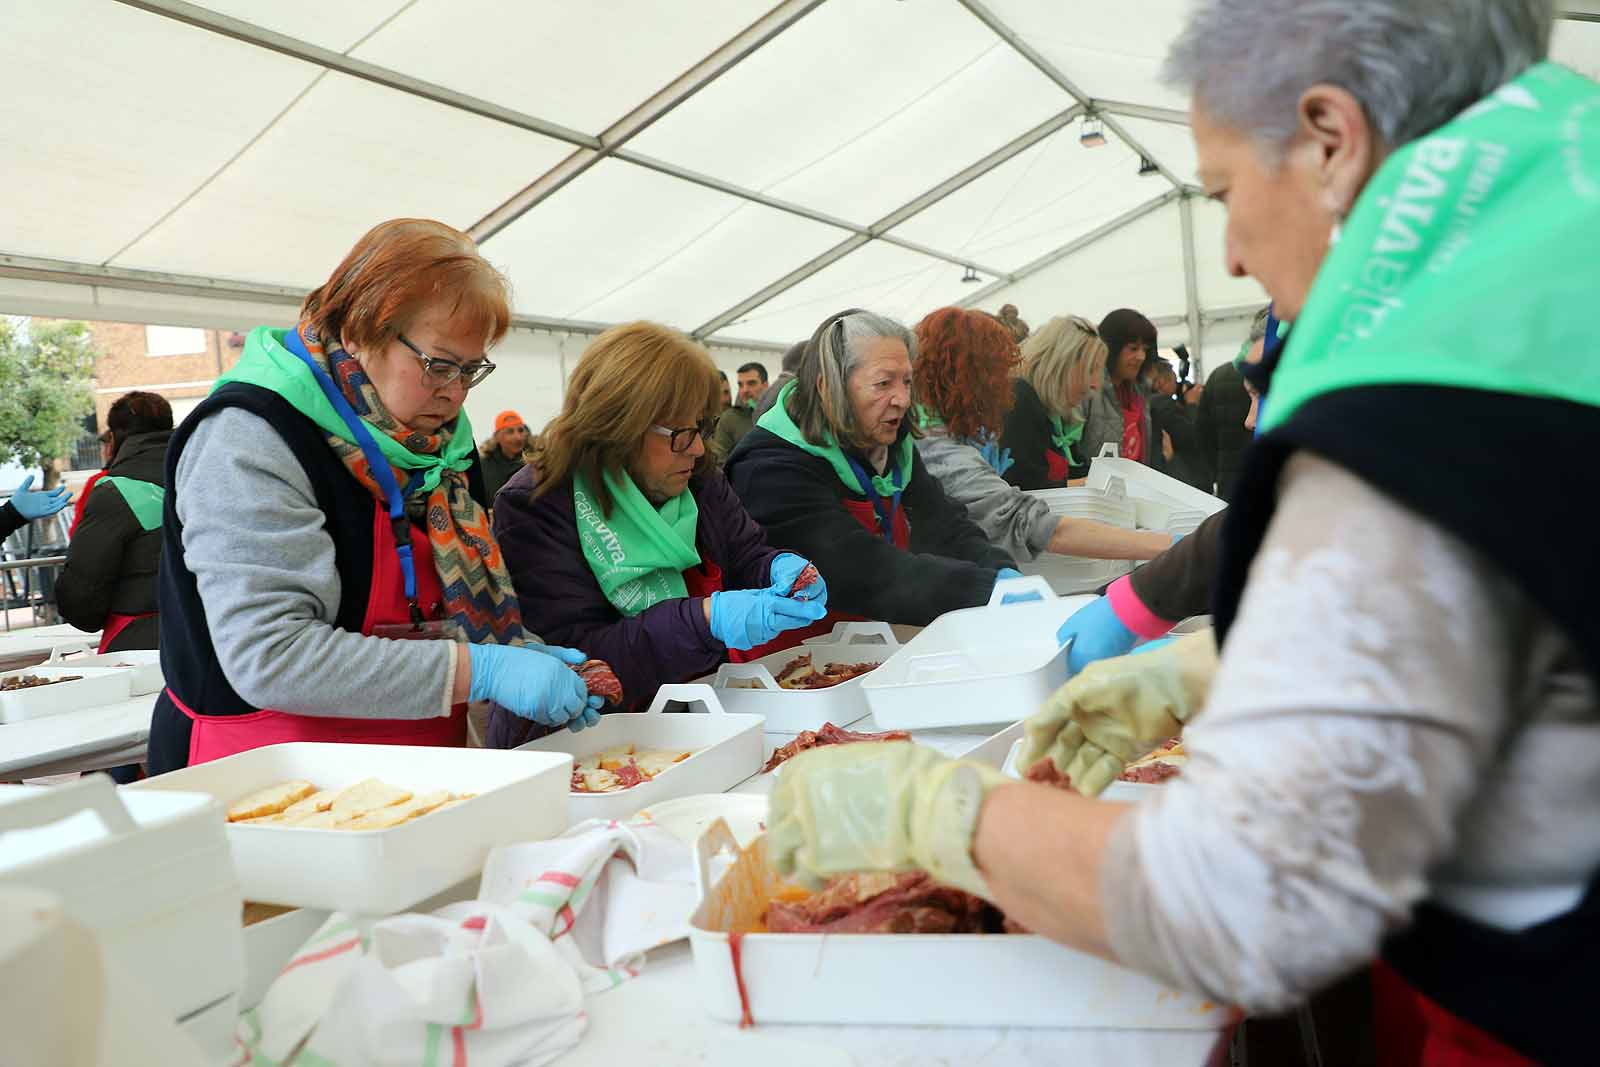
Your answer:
[149,384,484,774]
[1213,384,1599,1065]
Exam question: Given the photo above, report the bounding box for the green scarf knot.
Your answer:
[757,381,913,497]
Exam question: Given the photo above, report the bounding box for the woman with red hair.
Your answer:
[148,219,603,773]
[913,307,1173,564]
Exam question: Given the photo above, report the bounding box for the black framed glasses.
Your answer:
[397,334,496,388]
[650,420,713,453]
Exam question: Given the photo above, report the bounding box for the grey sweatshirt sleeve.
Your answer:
[175,407,456,719]
[914,434,1057,562]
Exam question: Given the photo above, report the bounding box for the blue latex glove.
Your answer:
[709,587,828,650]
[1132,636,1177,656]
[467,643,604,730]
[977,439,1014,477]
[767,552,828,605]
[10,475,71,520]
[993,567,1042,605]
[1055,595,1139,674]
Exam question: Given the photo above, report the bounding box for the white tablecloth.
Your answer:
[0,696,153,779]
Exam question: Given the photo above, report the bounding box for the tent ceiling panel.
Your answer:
[189,0,410,53]
[1190,197,1270,310]
[888,128,1172,272]
[625,0,1064,217]
[486,158,847,330]
[348,0,776,136]
[981,0,1191,113]
[0,0,319,265]
[111,72,572,287]
[1554,20,1600,80]
[1108,116,1201,185]
[709,241,994,344]
[962,201,1188,327]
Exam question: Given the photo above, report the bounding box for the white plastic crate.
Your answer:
[0,777,243,1059]
[706,621,897,733]
[0,665,134,724]
[518,683,764,820]
[1086,445,1226,530]
[862,577,1093,729]
[49,647,164,697]
[131,742,572,914]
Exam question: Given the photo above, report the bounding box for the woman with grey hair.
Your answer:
[762,4,1597,1063]
[726,308,1017,653]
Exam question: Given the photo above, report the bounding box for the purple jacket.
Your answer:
[487,464,782,748]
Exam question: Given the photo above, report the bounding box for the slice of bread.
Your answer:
[278,788,340,820]
[329,778,412,816]
[227,779,316,822]
[341,790,453,831]
[634,749,694,777]
[291,810,354,829]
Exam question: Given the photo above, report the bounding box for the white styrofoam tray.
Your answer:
[0,665,134,724]
[49,647,164,696]
[517,684,764,821]
[130,742,572,914]
[998,736,1157,804]
[704,621,897,734]
[0,777,243,1058]
[862,576,1094,729]
[687,821,1231,1030]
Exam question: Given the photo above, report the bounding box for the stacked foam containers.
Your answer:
[1017,479,1138,594]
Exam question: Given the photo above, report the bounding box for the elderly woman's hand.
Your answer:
[1018,629,1217,796]
[466,642,604,731]
[768,741,1009,899]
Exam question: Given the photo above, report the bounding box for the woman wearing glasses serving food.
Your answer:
[147,219,606,774]
[487,321,826,746]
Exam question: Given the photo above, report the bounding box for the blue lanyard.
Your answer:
[282,328,423,623]
[843,453,904,544]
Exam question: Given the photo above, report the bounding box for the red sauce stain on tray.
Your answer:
[729,931,754,1028]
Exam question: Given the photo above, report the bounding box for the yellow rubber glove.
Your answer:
[1017,628,1219,797]
[767,741,1010,900]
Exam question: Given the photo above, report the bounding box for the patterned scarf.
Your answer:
[220,325,526,646]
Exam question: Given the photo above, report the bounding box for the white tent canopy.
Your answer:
[5,0,1600,430]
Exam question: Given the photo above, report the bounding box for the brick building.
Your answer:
[85,321,244,430]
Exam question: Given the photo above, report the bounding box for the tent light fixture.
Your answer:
[1080,116,1107,148]
[1138,156,1160,176]
[960,266,981,284]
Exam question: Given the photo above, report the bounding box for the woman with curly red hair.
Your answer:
[912,307,1173,564]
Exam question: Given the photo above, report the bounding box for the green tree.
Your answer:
[0,317,97,486]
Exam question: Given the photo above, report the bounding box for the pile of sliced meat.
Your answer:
[1023,736,1186,791]
[773,653,878,690]
[762,721,911,773]
[764,871,1002,934]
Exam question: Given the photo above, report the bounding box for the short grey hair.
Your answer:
[1247,305,1273,344]
[787,308,918,449]
[1163,0,1552,157]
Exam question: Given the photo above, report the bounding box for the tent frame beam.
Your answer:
[1094,99,1190,126]
[468,0,827,243]
[955,0,1185,189]
[687,104,1085,338]
[1178,195,1204,371]
[958,187,1183,309]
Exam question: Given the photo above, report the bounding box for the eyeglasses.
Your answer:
[397,334,496,389]
[650,420,713,454]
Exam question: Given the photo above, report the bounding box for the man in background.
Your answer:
[711,360,768,461]
[480,410,530,507]
[1195,306,1268,500]
[1147,360,1209,491]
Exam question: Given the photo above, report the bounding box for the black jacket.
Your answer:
[725,426,1014,626]
[1127,508,1224,623]
[481,446,526,508]
[1148,393,1209,490]
[1000,378,1082,490]
[1195,362,1254,500]
[0,502,29,542]
[55,430,172,651]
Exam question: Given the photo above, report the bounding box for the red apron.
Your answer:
[173,505,468,766]
[99,611,155,653]
[732,497,910,662]
[1371,960,1537,1067]
[69,469,108,537]
[1045,448,1071,484]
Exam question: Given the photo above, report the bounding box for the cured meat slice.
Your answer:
[761,721,911,773]
[772,653,877,690]
[1023,757,1072,790]
[574,658,623,705]
[765,871,997,934]
[786,563,820,597]
[613,758,647,789]
[1119,760,1181,783]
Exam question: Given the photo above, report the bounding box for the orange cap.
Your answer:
[494,410,524,432]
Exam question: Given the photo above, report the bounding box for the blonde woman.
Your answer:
[998,315,1107,489]
[491,322,825,745]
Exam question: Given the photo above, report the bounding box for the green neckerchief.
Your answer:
[757,380,914,497]
[215,327,475,496]
[1262,62,1600,434]
[1047,412,1084,456]
[572,467,701,617]
[102,477,164,532]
